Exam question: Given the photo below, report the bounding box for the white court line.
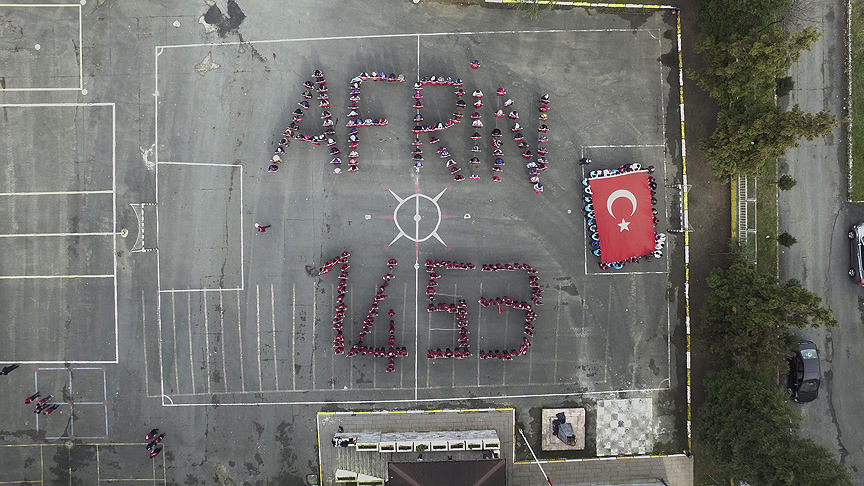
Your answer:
[155,28,658,50]
[142,291,150,396]
[400,282,407,389]
[204,289,211,394]
[271,284,279,390]
[581,144,666,148]
[451,284,458,387]
[501,282,511,387]
[170,293,180,394]
[0,190,112,196]
[236,290,245,392]
[0,102,112,108]
[157,288,166,404]
[553,288,563,383]
[291,282,296,391]
[591,271,669,275]
[219,292,228,392]
[156,161,243,167]
[476,282,482,387]
[111,103,118,364]
[413,249,419,401]
[239,167,245,287]
[159,287,243,293]
[256,284,263,391]
[187,293,195,394]
[0,232,115,238]
[78,1,82,90]
[163,387,673,406]
[311,280,317,389]
[329,286,335,391]
[0,274,113,280]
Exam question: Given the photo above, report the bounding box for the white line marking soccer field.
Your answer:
[256,284,262,391]
[0,189,112,196]
[187,293,195,394]
[204,288,211,394]
[0,232,115,238]
[291,282,296,391]
[236,290,245,392]
[154,28,657,50]
[0,274,113,280]
[219,292,227,392]
[170,292,180,394]
[271,284,278,390]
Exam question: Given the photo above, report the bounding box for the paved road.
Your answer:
[779,0,864,482]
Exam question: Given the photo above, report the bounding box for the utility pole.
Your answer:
[518,428,554,486]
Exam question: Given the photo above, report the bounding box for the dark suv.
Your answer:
[787,340,821,403]
[849,223,864,285]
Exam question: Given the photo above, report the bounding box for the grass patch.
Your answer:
[850,1,864,200]
[694,455,731,486]
[756,159,779,276]
[511,0,554,19]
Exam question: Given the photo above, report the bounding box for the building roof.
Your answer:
[388,459,506,486]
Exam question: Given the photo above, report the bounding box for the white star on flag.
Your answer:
[618,219,631,232]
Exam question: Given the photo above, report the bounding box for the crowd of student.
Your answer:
[583,164,668,270]
[476,265,542,360]
[424,260,474,359]
[269,65,551,194]
[324,254,405,372]
[409,62,550,193]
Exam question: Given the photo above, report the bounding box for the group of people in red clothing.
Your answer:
[409,61,551,192]
[477,265,542,360]
[326,254,406,372]
[424,260,475,359]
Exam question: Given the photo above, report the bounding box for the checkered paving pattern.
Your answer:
[595,398,654,457]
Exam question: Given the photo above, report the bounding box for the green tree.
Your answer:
[699,369,854,486]
[701,260,837,374]
[689,27,821,106]
[777,174,797,190]
[698,369,798,485]
[787,437,854,485]
[696,0,792,39]
[777,232,797,247]
[698,103,836,178]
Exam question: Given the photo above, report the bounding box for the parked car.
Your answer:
[848,223,864,285]
[787,340,821,403]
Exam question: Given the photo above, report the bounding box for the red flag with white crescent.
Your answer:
[588,171,655,264]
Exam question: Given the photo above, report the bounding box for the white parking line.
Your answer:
[236,290,245,392]
[271,284,279,390]
[256,284,262,391]
[0,190,112,196]
[204,289,211,394]
[187,292,195,394]
[170,292,180,394]
[553,288,562,382]
[141,291,150,396]
[155,28,657,50]
[0,232,115,238]
[219,292,228,392]
[0,274,113,280]
[311,280,317,389]
[476,282,482,387]
[291,282,296,391]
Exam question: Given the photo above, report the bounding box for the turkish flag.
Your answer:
[588,171,655,264]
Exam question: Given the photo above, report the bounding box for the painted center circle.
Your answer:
[393,193,443,243]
